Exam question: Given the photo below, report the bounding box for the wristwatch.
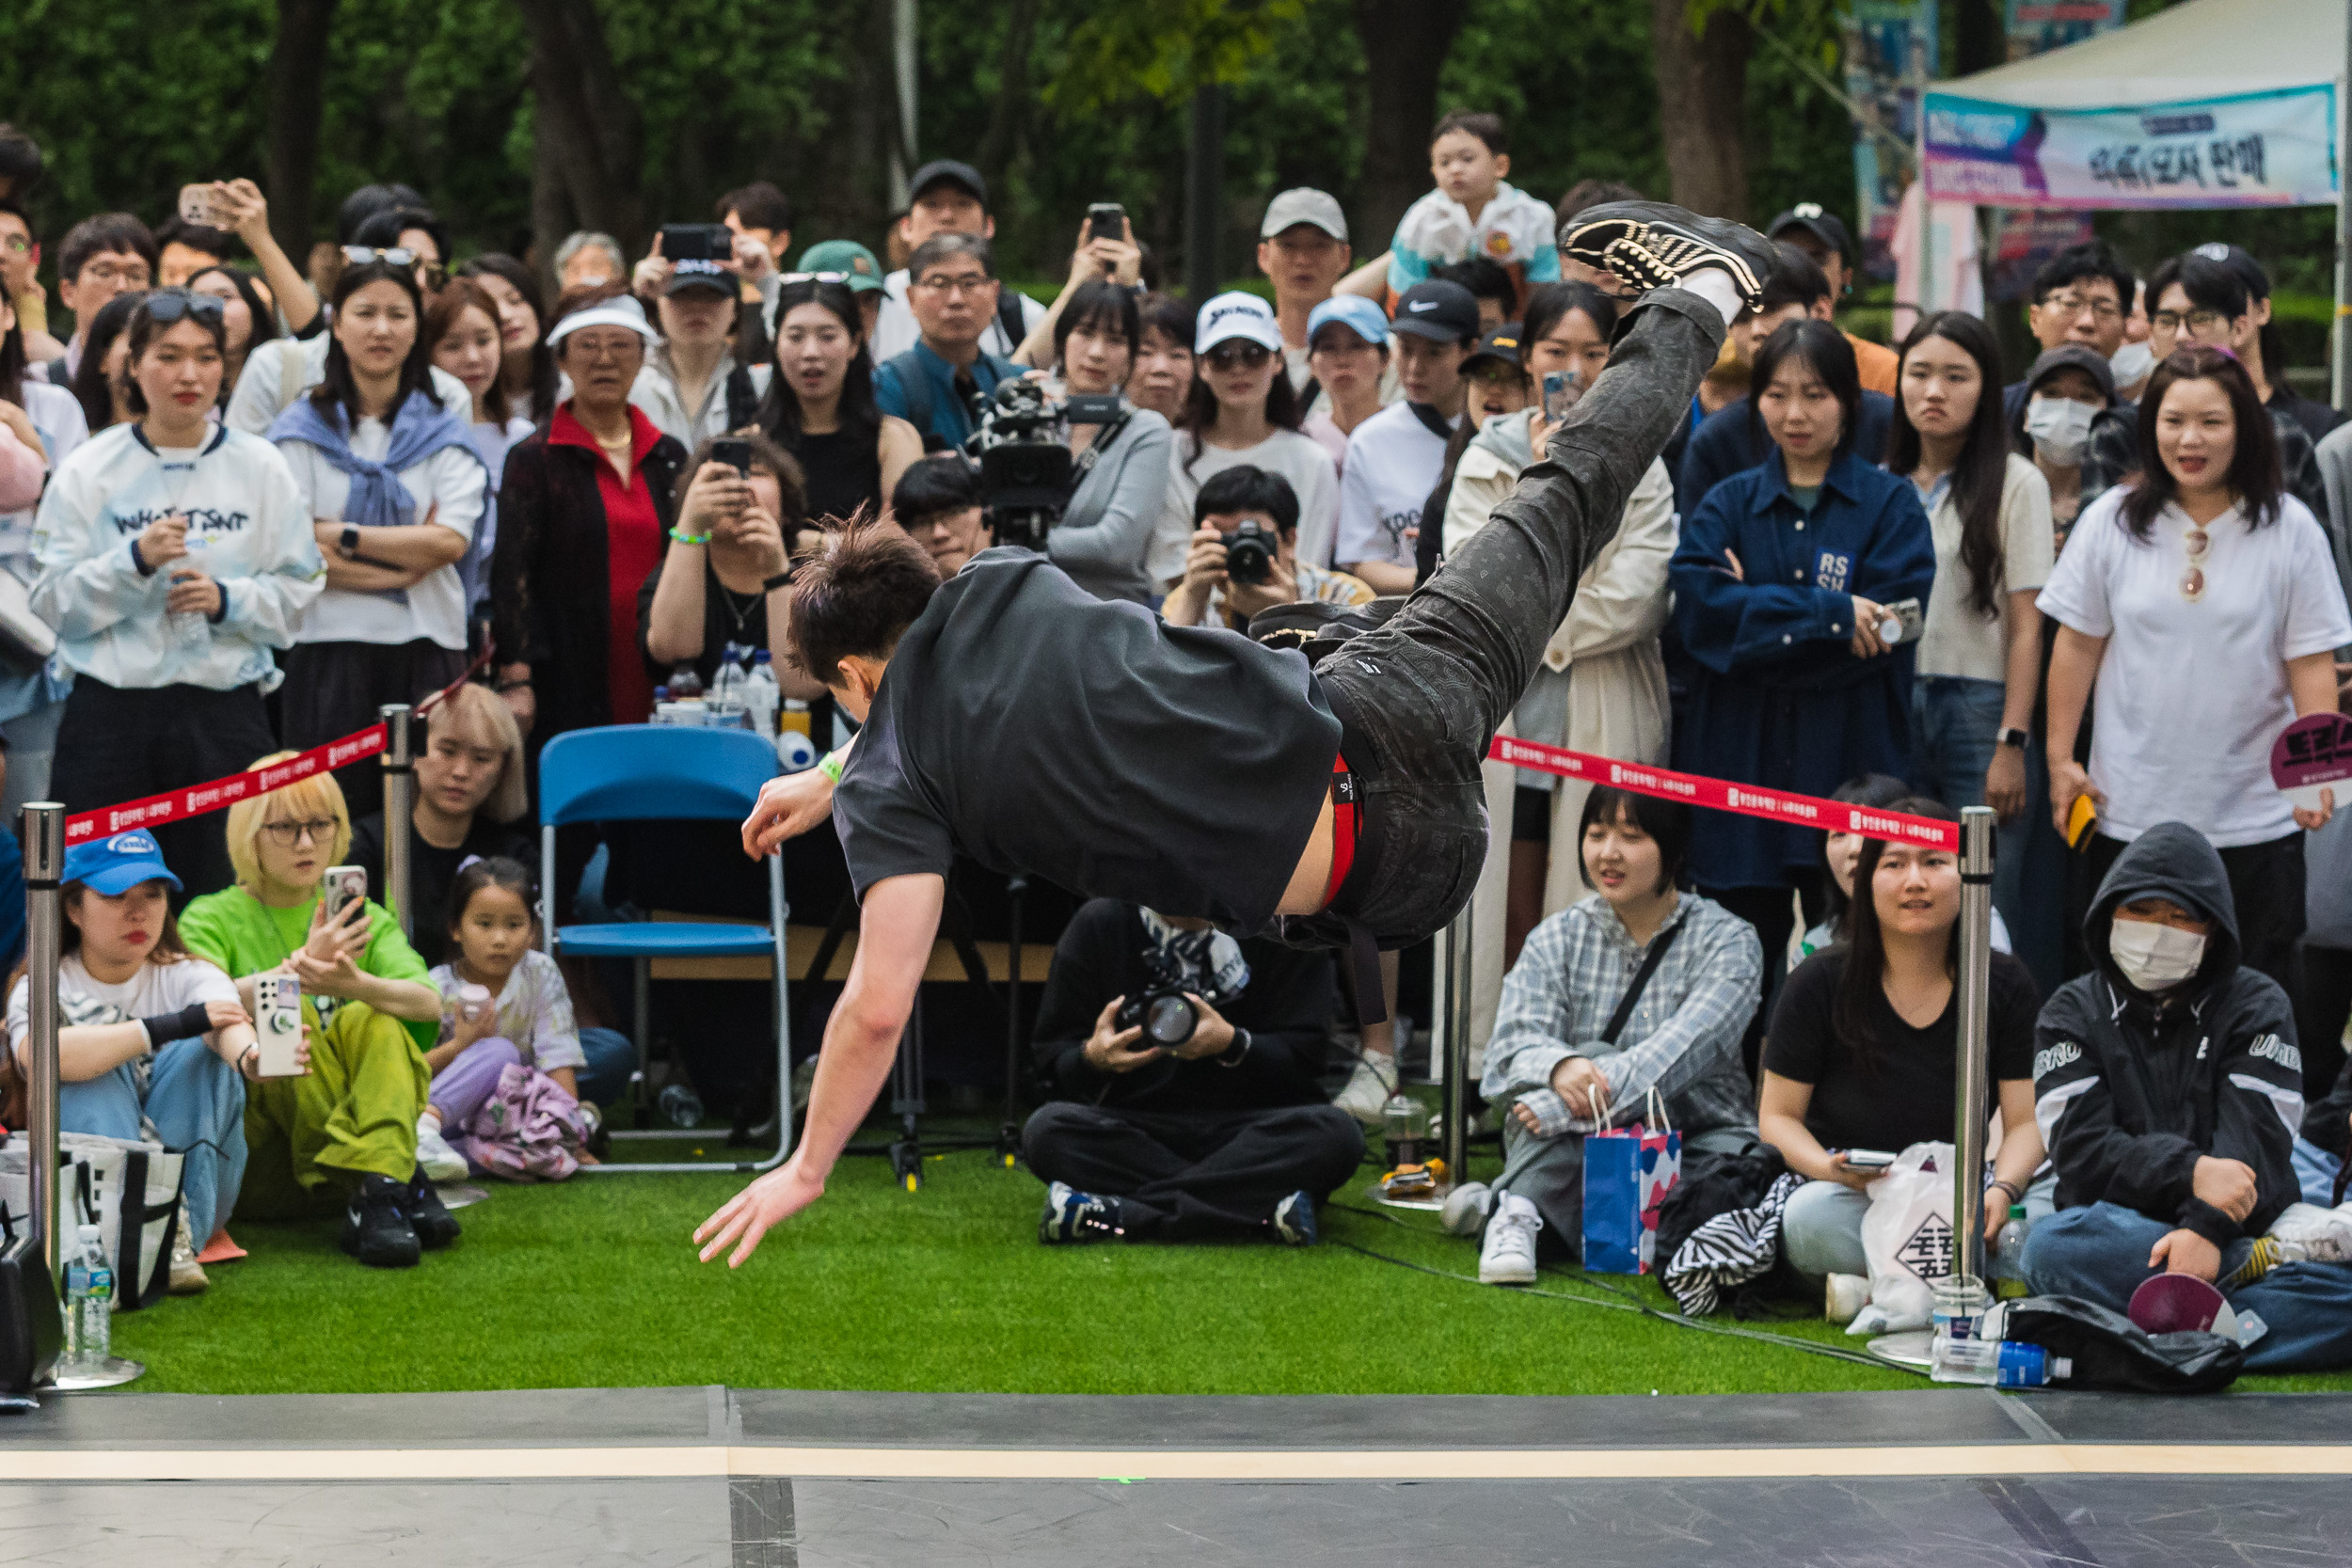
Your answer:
[339,525,360,560]
[1995,727,2029,750]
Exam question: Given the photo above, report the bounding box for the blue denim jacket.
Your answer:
[1668,447,1936,887]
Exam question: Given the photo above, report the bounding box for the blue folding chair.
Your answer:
[539,724,790,1174]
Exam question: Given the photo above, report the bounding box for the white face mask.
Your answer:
[2025,395,2096,465]
[2110,339,2155,388]
[2109,918,2206,991]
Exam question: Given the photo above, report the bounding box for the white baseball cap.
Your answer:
[1260,188,1348,244]
[1195,291,1285,355]
[546,292,663,348]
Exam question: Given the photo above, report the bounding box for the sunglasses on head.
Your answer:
[143,291,227,326]
[343,245,420,268]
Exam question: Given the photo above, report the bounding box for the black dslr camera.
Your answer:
[1223,519,1279,586]
[1117,950,1216,1050]
[971,379,1121,551]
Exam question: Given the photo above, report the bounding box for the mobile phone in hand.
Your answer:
[1087,203,1125,243]
[1841,1148,1897,1172]
[254,974,305,1078]
[1542,372,1579,421]
[660,224,730,264]
[710,437,752,475]
[324,865,367,923]
[178,183,230,229]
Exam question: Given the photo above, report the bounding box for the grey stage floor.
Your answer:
[0,1385,2346,1565]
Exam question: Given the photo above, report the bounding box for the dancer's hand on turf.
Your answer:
[2150,1227,2221,1283]
[695,1156,825,1267]
[742,767,836,857]
[1081,996,1158,1073]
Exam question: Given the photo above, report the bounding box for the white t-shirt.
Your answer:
[1153,428,1342,585]
[277,415,486,651]
[8,953,240,1064]
[226,336,471,438]
[2036,487,2352,847]
[1334,401,1451,573]
[1917,452,2056,683]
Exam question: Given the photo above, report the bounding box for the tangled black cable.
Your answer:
[1328,1202,1923,1377]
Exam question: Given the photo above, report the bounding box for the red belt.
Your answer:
[1324,752,1359,909]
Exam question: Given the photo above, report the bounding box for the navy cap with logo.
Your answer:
[63,830,183,896]
[1769,202,1853,263]
[1390,280,1481,344]
[663,257,735,297]
[1461,324,1524,373]
[908,160,989,211]
[2193,241,2270,301]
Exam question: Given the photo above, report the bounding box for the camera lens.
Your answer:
[1144,994,1198,1046]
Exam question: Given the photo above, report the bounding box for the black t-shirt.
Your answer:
[349,810,537,969]
[834,547,1342,929]
[1762,946,2039,1153]
[634,554,838,743]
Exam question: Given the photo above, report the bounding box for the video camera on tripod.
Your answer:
[970,378,1124,551]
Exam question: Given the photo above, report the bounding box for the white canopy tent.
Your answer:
[1921,0,2352,399]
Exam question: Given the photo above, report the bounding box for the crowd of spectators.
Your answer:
[0,106,2348,1370]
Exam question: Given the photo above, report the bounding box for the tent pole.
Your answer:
[2338,0,2352,410]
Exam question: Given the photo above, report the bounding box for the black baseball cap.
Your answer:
[1769,203,1853,263]
[1461,324,1524,373]
[663,257,735,297]
[2026,343,2116,404]
[1390,280,1481,343]
[909,160,988,210]
[2193,242,2269,301]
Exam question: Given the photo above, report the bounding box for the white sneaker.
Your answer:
[1478,1193,1542,1285]
[1333,1052,1396,1125]
[167,1225,208,1295]
[1440,1180,1493,1237]
[415,1115,469,1183]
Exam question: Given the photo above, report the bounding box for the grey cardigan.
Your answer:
[1046,405,1173,604]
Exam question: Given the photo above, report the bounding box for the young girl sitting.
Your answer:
[415,857,596,1180]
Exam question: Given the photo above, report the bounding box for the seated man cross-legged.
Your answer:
[1023,897,1363,1244]
[1452,788,1762,1284]
[697,201,1783,1266]
[2024,823,2352,1372]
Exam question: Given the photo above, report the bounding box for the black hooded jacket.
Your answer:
[2032,823,2306,1247]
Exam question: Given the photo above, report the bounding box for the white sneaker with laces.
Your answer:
[1478,1193,1542,1285]
[167,1225,209,1295]
[1333,1052,1395,1126]
[416,1115,469,1184]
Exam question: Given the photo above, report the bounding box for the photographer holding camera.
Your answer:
[1162,465,1373,633]
[873,234,1023,452]
[1023,896,1363,1245]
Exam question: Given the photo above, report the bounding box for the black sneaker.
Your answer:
[1272,1190,1319,1247]
[1558,200,1780,312]
[1038,1180,1124,1244]
[404,1169,463,1250]
[341,1174,421,1268]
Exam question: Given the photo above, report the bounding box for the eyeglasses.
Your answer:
[1204,342,1274,372]
[1467,364,1525,387]
[2043,293,2122,323]
[343,245,420,268]
[80,261,151,287]
[913,274,994,295]
[261,817,338,846]
[2153,309,2227,334]
[143,290,227,325]
[2181,522,2211,603]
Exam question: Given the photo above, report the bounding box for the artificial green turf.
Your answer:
[107,1140,2352,1399]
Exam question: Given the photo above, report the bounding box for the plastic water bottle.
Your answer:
[668,663,704,702]
[62,1224,112,1372]
[659,1082,705,1129]
[744,651,780,738]
[1994,1203,2031,1299]
[1931,1337,2073,1388]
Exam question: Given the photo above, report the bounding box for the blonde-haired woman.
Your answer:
[349,682,532,968]
[178,756,452,1269]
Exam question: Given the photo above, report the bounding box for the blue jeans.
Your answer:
[2295,1136,2344,1207]
[577,1026,635,1108]
[1910,675,2029,936]
[60,1037,247,1246]
[2022,1201,2352,1372]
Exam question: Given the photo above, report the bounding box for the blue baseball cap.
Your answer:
[1306,294,1391,352]
[63,831,183,896]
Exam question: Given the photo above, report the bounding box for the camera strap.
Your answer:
[1072,409,1134,477]
[1406,402,1457,442]
[1598,918,1683,1046]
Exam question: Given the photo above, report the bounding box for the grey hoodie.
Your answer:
[2031,822,2305,1246]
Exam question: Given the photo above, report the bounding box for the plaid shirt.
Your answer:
[1481,892,1762,1138]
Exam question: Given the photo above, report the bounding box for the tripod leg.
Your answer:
[998,875,1027,1167]
[889,992,925,1191]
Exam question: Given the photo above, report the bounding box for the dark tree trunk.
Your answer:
[1352,0,1472,253]
[529,98,572,301]
[973,0,1041,203]
[264,0,341,257]
[1648,0,1751,222]
[511,0,648,261]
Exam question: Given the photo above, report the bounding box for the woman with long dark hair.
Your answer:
[34,290,321,895]
[753,276,920,523]
[1759,797,2045,1285]
[69,291,146,436]
[184,263,278,404]
[1669,318,1935,1075]
[2041,346,2351,995]
[427,279,536,621]
[1154,291,1336,585]
[269,260,487,820]
[1886,310,2053,934]
[459,255,559,424]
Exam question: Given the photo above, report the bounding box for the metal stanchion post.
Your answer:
[1952,805,1997,1287]
[23,805,60,1283]
[1441,904,1473,1188]
[380,705,414,938]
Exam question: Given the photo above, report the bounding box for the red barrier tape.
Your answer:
[1487,736,1962,852]
[64,724,387,845]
